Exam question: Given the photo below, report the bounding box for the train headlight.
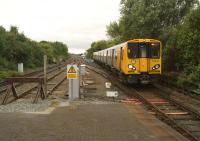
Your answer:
[152,64,160,70]
[128,64,136,70]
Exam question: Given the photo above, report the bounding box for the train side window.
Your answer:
[106,51,108,61]
[115,50,117,60]
[112,49,114,59]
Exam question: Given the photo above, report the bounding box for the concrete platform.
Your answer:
[0,102,188,141]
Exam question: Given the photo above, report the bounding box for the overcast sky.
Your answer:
[0,0,120,54]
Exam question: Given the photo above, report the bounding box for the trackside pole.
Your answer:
[44,55,47,96]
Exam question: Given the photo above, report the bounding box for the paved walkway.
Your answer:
[0,102,188,141]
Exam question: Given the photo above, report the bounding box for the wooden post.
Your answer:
[44,55,47,96]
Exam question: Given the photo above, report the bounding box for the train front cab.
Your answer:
[120,39,162,84]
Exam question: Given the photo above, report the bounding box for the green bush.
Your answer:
[0,56,17,70]
[162,72,179,86]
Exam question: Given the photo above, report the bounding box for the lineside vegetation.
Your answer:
[0,26,68,80]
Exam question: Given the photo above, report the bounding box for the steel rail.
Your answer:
[128,87,200,141]
[47,77,66,96]
[5,68,65,104]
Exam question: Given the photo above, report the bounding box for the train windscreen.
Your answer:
[139,43,148,58]
[128,43,138,58]
[128,42,148,58]
[128,42,160,58]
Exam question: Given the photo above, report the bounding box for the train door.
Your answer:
[111,49,114,67]
[114,49,117,68]
[101,52,103,62]
[106,50,108,64]
[116,48,121,70]
[109,50,111,65]
[139,43,148,72]
[113,49,118,68]
[120,47,123,71]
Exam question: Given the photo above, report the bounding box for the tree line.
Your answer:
[87,0,200,91]
[0,26,68,79]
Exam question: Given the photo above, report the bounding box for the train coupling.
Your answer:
[139,74,150,84]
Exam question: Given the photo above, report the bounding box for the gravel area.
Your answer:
[0,69,68,113]
[0,99,51,113]
[71,99,118,105]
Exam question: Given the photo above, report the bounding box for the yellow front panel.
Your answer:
[139,58,148,72]
[125,58,161,74]
[125,59,140,74]
[149,59,162,74]
[132,59,140,74]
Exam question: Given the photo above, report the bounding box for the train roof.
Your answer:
[93,39,161,54]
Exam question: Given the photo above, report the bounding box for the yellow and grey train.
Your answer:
[93,39,162,84]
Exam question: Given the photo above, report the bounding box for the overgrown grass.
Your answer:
[0,57,17,71]
[0,71,20,82]
[162,72,200,95]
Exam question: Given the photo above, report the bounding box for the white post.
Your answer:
[73,69,79,98]
[69,79,73,100]
[18,63,23,73]
[69,72,79,100]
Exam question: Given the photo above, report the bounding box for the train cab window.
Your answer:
[139,43,148,58]
[128,43,138,58]
[150,43,160,58]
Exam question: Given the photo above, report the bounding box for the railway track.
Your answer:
[87,64,200,141]
[0,62,67,105]
[0,62,66,94]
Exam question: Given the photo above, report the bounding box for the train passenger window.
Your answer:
[150,43,160,58]
[115,50,117,60]
[128,43,138,58]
